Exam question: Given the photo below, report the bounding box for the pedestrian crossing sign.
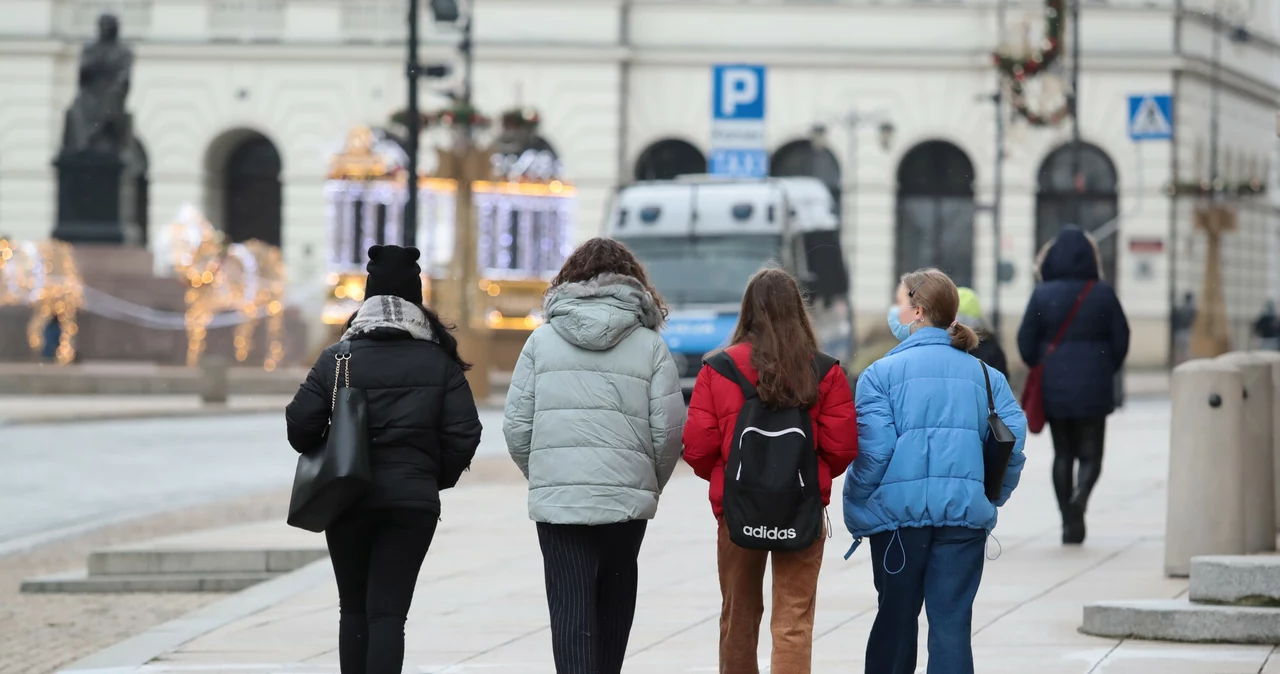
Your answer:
[1127,94,1173,141]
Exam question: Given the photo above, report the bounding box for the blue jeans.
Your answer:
[866,526,985,674]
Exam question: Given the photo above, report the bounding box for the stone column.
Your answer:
[1217,353,1276,553]
[1166,359,1247,577]
[1247,351,1280,531]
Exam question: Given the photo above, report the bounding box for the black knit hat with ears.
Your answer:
[364,245,423,305]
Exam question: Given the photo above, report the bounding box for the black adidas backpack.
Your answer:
[705,350,838,552]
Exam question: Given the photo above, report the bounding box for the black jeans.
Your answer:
[1048,416,1108,514]
[326,507,438,674]
[537,520,648,674]
[866,527,986,674]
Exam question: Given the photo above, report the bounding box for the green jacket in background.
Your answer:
[503,273,686,525]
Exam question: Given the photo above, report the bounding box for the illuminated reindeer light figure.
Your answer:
[161,205,287,369]
[0,237,84,364]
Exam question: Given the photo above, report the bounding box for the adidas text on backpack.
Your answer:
[705,351,835,552]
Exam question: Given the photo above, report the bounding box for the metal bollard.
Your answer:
[1217,353,1277,553]
[200,355,230,405]
[1247,351,1280,531]
[1165,359,1246,577]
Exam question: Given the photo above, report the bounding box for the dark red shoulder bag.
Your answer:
[1021,280,1094,434]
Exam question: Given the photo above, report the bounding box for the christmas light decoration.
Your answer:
[324,124,577,332]
[0,238,84,364]
[165,205,287,368]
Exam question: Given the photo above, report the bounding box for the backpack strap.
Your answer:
[705,350,841,401]
[704,351,758,400]
[812,352,839,382]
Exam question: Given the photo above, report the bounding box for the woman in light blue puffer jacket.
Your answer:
[504,237,686,674]
[844,268,1026,674]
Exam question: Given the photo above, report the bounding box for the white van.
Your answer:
[605,176,854,395]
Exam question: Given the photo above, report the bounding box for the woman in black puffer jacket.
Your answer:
[286,245,482,674]
[1017,227,1129,546]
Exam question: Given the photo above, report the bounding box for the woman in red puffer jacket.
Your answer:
[682,267,857,674]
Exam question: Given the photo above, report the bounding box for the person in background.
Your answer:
[846,268,1026,674]
[1254,300,1279,351]
[286,245,482,674]
[955,287,1009,378]
[683,267,858,674]
[850,322,899,381]
[1017,227,1129,545]
[1172,292,1197,364]
[504,238,686,674]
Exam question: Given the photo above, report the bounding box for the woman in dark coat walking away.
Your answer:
[1017,228,1129,545]
[286,245,482,674]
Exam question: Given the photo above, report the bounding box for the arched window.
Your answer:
[634,139,706,181]
[1035,142,1119,283]
[771,139,842,205]
[894,140,975,287]
[206,130,283,247]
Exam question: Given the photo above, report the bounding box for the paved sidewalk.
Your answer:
[65,399,1280,673]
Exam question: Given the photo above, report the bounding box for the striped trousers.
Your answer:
[536,520,648,674]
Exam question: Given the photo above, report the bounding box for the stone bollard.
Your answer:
[200,355,230,405]
[1165,359,1246,577]
[1247,350,1280,530]
[1217,353,1277,553]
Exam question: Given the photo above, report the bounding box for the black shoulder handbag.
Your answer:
[980,360,1018,503]
[287,341,372,532]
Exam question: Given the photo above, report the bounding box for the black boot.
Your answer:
[1062,502,1085,545]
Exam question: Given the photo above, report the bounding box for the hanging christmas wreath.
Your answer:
[501,106,540,132]
[992,0,1071,127]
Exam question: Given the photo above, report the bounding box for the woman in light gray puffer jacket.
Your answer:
[504,237,685,674]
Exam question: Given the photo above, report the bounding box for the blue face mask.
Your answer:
[887,306,914,342]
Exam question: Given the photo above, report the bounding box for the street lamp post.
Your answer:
[404,0,421,247]
[840,109,894,343]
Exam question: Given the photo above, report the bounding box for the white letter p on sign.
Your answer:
[720,68,758,118]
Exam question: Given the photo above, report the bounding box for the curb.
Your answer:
[0,405,283,428]
[0,397,505,428]
[57,559,331,673]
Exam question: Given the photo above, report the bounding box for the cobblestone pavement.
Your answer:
[0,487,290,674]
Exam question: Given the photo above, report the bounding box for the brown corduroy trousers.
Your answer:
[716,518,825,674]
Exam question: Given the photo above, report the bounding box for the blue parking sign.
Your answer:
[713,65,766,121]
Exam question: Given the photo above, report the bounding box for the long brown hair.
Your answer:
[899,268,979,352]
[730,268,820,409]
[547,237,668,317]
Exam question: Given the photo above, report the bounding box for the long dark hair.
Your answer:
[343,302,471,371]
[729,268,819,409]
[547,237,668,318]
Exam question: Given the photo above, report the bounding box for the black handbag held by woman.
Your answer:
[287,341,372,532]
[980,360,1018,502]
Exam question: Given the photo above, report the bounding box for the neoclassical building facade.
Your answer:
[1,0,1278,367]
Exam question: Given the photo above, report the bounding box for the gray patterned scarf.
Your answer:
[342,295,436,343]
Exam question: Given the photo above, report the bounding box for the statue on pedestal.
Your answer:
[63,14,134,155]
[53,13,139,245]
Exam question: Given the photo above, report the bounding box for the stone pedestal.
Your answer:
[52,150,136,245]
[1165,359,1247,577]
